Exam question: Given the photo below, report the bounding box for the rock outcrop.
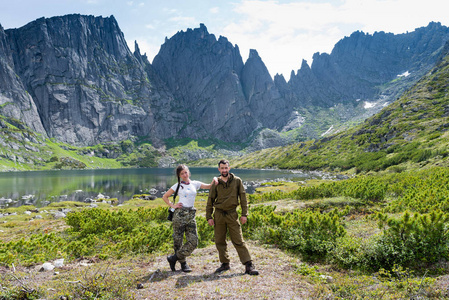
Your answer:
[0,24,45,134]
[241,49,291,130]
[151,24,291,142]
[3,15,183,146]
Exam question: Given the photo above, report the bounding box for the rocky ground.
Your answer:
[1,241,316,299]
[133,242,313,299]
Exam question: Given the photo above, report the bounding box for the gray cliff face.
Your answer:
[241,49,292,130]
[152,24,254,142]
[152,24,291,143]
[0,25,45,134]
[4,14,182,146]
[285,22,449,108]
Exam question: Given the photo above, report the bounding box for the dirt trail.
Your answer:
[134,242,313,299]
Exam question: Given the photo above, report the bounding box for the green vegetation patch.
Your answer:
[1,165,449,298]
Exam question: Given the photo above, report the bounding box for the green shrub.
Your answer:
[246,206,346,260]
[411,149,433,162]
[367,211,449,270]
[330,235,367,269]
[387,167,449,213]
[342,177,387,202]
[196,216,214,248]
[0,232,66,266]
[1,207,181,265]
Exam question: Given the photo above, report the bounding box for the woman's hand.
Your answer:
[202,177,219,189]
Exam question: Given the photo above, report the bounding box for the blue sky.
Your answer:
[1,0,448,78]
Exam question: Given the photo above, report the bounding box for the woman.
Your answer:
[163,164,217,272]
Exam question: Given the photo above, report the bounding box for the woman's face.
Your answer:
[179,168,190,181]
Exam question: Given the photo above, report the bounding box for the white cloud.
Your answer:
[163,8,179,14]
[210,7,219,14]
[221,0,448,78]
[222,0,352,77]
[169,16,196,24]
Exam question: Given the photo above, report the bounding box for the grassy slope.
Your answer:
[0,117,123,171]
[0,124,229,171]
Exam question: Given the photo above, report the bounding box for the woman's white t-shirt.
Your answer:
[170,180,204,208]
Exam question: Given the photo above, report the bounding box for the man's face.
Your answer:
[218,163,230,177]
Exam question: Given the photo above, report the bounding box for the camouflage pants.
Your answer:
[172,207,198,263]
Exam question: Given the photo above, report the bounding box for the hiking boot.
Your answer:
[167,254,178,271]
[215,262,230,273]
[245,261,259,275]
[180,262,192,273]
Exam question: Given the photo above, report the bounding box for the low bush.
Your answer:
[371,211,449,269]
[331,210,449,271]
[245,206,346,260]
[0,206,215,266]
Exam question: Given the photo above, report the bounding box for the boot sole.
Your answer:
[215,268,230,273]
[245,271,259,275]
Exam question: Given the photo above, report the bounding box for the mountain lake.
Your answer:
[0,167,327,208]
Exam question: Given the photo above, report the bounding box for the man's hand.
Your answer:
[208,219,215,226]
[240,216,247,225]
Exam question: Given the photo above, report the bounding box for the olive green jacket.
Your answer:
[206,173,248,220]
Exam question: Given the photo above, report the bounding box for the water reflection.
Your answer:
[0,168,320,208]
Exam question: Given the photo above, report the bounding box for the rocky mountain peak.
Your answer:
[282,22,449,110]
[134,40,142,55]
[151,24,291,143]
[300,59,310,70]
[248,49,260,59]
[1,14,184,146]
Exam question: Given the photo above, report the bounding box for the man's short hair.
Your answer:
[218,159,229,167]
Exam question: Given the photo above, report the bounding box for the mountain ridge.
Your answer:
[0,15,449,170]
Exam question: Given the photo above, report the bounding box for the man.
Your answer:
[206,159,259,275]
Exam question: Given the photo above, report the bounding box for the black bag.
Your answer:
[167,182,181,221]
[167,208,174,221]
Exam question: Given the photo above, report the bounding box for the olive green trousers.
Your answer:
[213,209,251,265]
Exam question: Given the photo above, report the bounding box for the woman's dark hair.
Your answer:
[175,164,189,190]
